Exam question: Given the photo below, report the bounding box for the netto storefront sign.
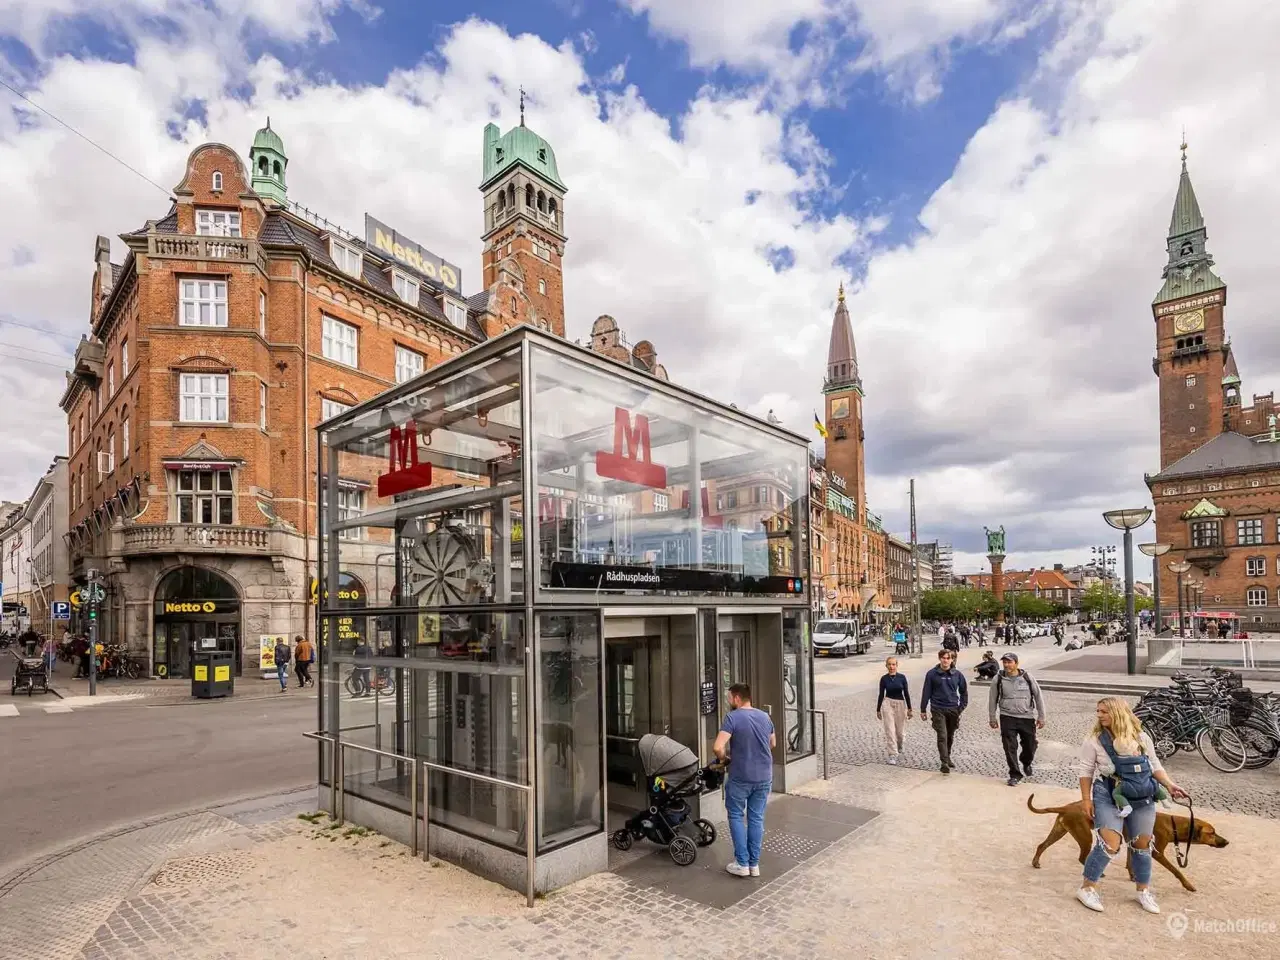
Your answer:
[154,599,238,616]
[365,214,462,293]
[550,562,805,596]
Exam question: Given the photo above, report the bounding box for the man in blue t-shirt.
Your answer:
[714,682,776,878]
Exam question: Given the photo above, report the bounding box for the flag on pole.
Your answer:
[813,413,828,439]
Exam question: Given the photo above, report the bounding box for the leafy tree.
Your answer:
[920,588,998,621]
[1009,594,1055,620]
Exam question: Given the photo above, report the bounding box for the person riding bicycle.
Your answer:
[353,638,373,696]
[893,626,909,656]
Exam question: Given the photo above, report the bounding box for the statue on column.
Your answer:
[984,525,1006,558]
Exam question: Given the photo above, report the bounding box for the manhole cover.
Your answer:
[149,853,252,888]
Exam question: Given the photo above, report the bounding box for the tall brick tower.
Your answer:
[479,98,567,338]
[823,283,866,520]
[1152,144,1228,469]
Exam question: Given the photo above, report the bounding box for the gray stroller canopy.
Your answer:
[638,734,700,779]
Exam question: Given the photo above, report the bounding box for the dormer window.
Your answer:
[211,171,223,191]
[392,270,419,306]
[329,239,363,278]
[196,210,240,237]
[442,298,468,330]
[537,148,546,163]
[495,147,504,163]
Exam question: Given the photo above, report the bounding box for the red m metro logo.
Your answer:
[596,407,667,489]
[377,421,433,497]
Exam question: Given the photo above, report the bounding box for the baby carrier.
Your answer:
[1099,730,1166,815]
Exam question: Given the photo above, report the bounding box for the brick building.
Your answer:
[58,115,666,676]
[1145,149,1280,627]
[814,285,889,620]
[960,568,1077,611]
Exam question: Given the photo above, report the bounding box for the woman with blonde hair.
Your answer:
[876,656,912,763]
[1075,697,1188,915]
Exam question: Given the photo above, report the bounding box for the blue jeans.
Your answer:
[725,778,771,867]
[276,663,288,689]
[1082,779,1156,885]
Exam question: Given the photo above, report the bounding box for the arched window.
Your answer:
[259,156,269,174]
[121,408,130,460]
[212,171,223,191]
[511,297,518,315]
[525,184,534,207]
[497,190,505,211]
[273,161,281,177]
[537,190,546,212]
[1180,240,1193,257]
[507,183,515,208]
[548,197,557,221]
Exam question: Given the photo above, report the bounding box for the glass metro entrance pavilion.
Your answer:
[314,327,815,900]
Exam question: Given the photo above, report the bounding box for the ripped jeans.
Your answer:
[1082,779,1156,885]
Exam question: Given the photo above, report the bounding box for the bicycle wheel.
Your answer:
[1235,719,1280,770]
[1197,725,1247,773]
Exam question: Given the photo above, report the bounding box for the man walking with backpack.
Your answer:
[988,652,1045,786]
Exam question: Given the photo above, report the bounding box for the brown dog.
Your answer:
[1027,794,1228,892]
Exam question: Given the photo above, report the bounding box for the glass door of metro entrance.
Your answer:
[604,634,666,809]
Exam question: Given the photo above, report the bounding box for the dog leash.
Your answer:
[1171,795,1194,869]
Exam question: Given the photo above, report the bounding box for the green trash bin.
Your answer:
[191,650,235,699]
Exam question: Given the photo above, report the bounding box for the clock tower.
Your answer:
[1152,145,1228,469]
[823,283,865,519]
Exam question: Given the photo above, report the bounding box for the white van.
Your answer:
[811,618,871,657]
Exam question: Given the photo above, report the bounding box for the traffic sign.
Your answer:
[51,601,71,620]
[85,583,106,604]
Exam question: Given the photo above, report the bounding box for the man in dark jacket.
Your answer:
[920,650,968,773]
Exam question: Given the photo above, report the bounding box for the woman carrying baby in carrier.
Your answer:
[1074,697,1188,915]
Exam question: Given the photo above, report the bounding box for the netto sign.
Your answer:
[155,599,237,616]
[365,214,462,293]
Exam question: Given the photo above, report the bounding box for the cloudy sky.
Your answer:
[1,0,1277,573]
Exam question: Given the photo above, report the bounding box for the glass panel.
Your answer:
[336,664,415,814]
[538,612,602,850]
[530,344,809,598]
[782,609,813,760]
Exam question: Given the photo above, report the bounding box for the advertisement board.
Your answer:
[365,214,463,293]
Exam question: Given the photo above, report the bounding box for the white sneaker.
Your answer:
[888,756,899,765]
[1076,887,1104,913]
[726,862,751,877]
[1137,889,1160,914]
[749,865,760,877]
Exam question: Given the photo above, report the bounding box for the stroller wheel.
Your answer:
[693,818,716,847]
[668,835,697,866]
[610,829,633,851]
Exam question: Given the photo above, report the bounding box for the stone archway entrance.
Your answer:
[152,566,241,679]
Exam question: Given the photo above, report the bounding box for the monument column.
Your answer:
[984,526,1007,624]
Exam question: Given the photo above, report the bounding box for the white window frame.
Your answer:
[195,209,240,237]
[443,298,468,329]
[395,345,425,384]
[121,415,129,460]
[121,337,129,376]
[329,239,363,278]
[107,362,115,396]
[323,486,366,540]
[174,469,235,526]
[211,171,223,191]
[105,430,115,473]
[179,373,229,423]
[1246,557,1265,578]
[258,291,267,337]
[321,316,358,368]
[532,241,551,261]
[653,493,669,512]
[1246,586,1267,607]
[538,278,547,295]
[179,278,228,327]
[259,381,268,431]
[392,270,420,306]
[321,398,351,421]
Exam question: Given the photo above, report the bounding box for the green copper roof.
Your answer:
[481,121,565,191]
[1180,498,1228,520]
[252,118,285,155]
[1153,151,1225,305]
[1167,158,1204,238]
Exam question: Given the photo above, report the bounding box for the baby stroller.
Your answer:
[11,656,50,696]
[610,734,723,865]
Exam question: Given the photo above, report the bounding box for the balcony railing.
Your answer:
[114,523,281,557]
[148,234,258,263]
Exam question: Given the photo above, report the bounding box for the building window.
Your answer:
[259,382,268,430]
[1185,375,1196,387]
[323,487,365,540]
[321,316,358,367]
[1238,518,1264,546]
[179,279,228,327]
[393,271,420,306]
[1246,557,1266,577]
[653,493,669,512]
[175,469,234,525]
[533,241,551,261]
[105,429,115,472]
[179,373,229,423]
[258,291,267,337]
[321,398,351,421]
[107,362,115,396]
[395,345,424,384]
[211,171,223,191]
[538,278,547,295]
[329,239,363,278]
[195,210,240,236]
[443,299,468,329]
[726,491,738,509]
[511,296,518,315]
[121,337,129,375]
[121,414,129,459]
[1247,586,1267,607]
[1190,520,1221,547]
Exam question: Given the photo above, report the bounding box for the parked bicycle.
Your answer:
[345,667,395,698]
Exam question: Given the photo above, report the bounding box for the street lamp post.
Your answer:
[1167,560,1192,638]
[1103,508,1152,675]
[1138,542,1171,636]
[1090,544,1117,620]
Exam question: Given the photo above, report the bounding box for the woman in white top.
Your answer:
[1075,697,1187,915]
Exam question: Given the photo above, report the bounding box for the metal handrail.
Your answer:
[304,731,535,907]
[809,709,829,781]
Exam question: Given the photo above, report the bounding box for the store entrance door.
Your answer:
[604,632,667,811]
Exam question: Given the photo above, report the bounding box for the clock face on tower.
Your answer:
[1173,309,1205,334]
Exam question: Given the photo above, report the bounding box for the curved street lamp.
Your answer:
[1103,508,1152,675]
[1138,542,1171,637]
[1167,559,1192,638]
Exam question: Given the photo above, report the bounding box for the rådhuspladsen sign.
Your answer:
[550,562,805,596]
[365,215,463,294]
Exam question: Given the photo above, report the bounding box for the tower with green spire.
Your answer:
[479,92,567,337]
[1153,141,1224,305]
[249,119,288,206]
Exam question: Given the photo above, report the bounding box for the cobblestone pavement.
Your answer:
[819,685,1280,818]
[5,765,1275,960]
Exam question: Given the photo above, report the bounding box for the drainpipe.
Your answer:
[301,261,311,644]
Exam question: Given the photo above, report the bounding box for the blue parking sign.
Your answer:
[52,601,71,620]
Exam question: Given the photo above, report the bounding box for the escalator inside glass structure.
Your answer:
[315,328,814,897]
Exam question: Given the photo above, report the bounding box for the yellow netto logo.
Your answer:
[164,601,217,614]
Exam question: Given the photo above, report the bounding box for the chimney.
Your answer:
[95,235,113,300]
